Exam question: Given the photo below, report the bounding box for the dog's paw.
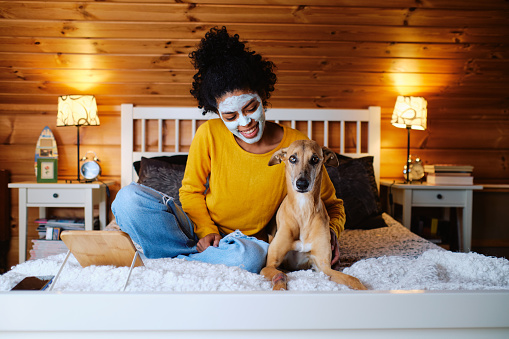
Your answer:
[272,272,288,291]
[348,277,367,290]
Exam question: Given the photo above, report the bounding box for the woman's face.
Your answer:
[217,90,265,144]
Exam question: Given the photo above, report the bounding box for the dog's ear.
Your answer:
[268,148,287,166]
[322,147,339,167]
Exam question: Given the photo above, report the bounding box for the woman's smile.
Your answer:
[239,123,259,139]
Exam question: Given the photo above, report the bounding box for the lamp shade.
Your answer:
[391,96,427,130]
[57,95,99,127]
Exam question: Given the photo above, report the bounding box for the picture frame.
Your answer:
[37,158,58,183]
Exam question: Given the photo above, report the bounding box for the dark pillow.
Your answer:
[326,155,387,230]
[133,155,188,176]
[137,157,186,206]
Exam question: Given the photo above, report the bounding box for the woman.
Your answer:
[112,27,345,273]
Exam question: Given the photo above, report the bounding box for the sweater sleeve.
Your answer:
[320,166,346,239]
[179,123,218,239]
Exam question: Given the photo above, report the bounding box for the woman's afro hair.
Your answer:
[189,26,277,115]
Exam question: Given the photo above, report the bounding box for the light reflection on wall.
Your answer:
[389,73,427,96]
[64,51,107,92]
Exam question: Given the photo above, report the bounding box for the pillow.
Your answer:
[326,155,387,230]
[133,155,188,175]
[137,157,186,206]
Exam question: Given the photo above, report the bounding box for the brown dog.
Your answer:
[261,140,367,290]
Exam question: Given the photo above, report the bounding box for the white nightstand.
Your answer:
[380,180,483,252]
[8,181,114,263]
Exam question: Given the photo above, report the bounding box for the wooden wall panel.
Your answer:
[3,38,508,60]
[1,0,508,267]
[381,119,509,150]
[4,2,509,28]
[10,0,509,9]
[3,21,508,43]
[3,53,479,73]
[11,67,509,88]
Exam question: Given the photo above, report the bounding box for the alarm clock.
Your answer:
[80,151,101,181]
[403,156,425,181]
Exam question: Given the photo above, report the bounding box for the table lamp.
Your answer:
[57,95,100,182]
[391,96,427,183]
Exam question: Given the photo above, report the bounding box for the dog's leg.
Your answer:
[261,228,295,290]
[311,236,367,290]
[321,263,367,290]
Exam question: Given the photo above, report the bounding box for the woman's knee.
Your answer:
[112,183,163,216]
[112,183,140,216]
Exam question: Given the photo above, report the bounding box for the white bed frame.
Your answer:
[2,105,508,338]
[119,104,381,188]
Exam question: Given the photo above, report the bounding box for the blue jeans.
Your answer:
[112,183,268,273]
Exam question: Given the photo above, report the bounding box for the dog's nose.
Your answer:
[296,178,309,191]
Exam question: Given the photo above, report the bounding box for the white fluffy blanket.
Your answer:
[1,249,508,292]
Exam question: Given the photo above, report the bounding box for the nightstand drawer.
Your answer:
[27,189,85,204]
[412,190,465,205]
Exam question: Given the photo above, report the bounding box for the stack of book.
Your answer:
[29,239,68,260]
[424,164,474,185]
[35,218,86,240]
[31,217,98,260]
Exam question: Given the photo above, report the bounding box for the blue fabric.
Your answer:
[112,183,197,258]
[177,230,269,273]
[112,182,268,273]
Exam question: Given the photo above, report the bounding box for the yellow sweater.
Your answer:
[179,118,345,240]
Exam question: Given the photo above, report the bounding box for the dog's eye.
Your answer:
[289,155,297,164]
[310,155,320,165]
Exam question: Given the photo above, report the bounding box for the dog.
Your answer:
[261,140,367,290]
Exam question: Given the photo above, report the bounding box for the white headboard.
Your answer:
[120,104,381,188]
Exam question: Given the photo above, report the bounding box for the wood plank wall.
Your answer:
[1,0,508,266]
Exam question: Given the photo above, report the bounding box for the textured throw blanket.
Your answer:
[1,249,508,292]
[2,214,508,292]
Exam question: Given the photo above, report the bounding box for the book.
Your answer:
[430,218,439,237]
[52,227,61,240]
[45,226,54,240]
[29,239,68,260]
[426,172,472,177]
[424,164,474,174]
[45,226,61,240]
[427,173,474,185]
[36,217,88,239]
[45,218,85,229]
[37,218,87,230]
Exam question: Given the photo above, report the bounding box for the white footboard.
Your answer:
[2,291,509,338]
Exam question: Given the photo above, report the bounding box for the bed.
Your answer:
[1,104,508,338]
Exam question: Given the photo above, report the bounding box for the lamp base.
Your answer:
[403,164,412,184]
[403,155,425,184]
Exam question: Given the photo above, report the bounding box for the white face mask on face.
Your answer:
[218,93,265,144]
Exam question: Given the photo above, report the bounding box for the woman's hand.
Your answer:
[197,233,221,252]
[330,229,340,269]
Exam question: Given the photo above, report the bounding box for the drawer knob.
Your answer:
[53,193,59,198]
[436,194,443,200]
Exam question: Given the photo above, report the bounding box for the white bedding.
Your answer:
[2,215,508,292]
[3,248,508,292]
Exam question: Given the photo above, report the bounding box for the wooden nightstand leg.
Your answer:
[462,191,473,252]
[84,189,93,231]
[38,207,46,219]
[18,188,27,263]
[402,189,413,229]
[99,186,107,230]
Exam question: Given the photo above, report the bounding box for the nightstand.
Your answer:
[8,181,114,263]
[380,180,483,252]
